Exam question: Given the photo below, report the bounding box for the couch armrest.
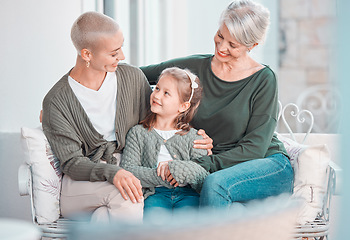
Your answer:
[18,163,31,196]
[329,161,342,195]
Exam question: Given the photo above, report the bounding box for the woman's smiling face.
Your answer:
[89,30,125,72]
[213,24,249,63]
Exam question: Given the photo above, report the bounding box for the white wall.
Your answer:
[0,0,81,133]
[186,0,232,56]
[0,0,84,220]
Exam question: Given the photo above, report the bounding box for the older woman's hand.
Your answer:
[194,129,213,155]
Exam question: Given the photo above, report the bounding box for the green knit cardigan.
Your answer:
[120,124,209,199]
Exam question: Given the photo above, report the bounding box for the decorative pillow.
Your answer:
[276,133,330,224]
[276,134,306,169]
[21,126,62,224]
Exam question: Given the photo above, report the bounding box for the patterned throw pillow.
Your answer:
[21,126,62,224]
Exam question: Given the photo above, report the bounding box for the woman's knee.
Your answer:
[200,172,233,207]
[201,172,228,198]
[202,172,224,191]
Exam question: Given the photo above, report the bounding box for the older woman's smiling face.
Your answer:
[213,24,249,63]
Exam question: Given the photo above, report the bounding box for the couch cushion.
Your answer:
[277,133,330,224]
[21,126,62,224]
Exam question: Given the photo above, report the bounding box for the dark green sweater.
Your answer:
[141,54,288,173]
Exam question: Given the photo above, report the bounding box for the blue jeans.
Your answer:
[200,153,294,208]
[144,186,199,218]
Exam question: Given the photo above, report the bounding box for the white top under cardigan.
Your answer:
[68,72,117,141]
[154,128,185,187]
[154,128,179,165]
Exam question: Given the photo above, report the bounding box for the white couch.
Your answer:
[17,102,342,239]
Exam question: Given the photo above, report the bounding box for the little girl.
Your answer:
[120,67,208,218]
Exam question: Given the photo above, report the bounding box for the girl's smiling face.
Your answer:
[150,75,188,121]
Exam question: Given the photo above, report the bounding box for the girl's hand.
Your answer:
[157,161,171,181]
[194,129,213,155]
[166,172,179,187]
[157,161,179,187]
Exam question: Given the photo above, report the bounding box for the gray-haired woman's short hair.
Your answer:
[219,0,270,48]
[71,11,120,54]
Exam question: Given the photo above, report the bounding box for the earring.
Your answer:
[86,61,90,68]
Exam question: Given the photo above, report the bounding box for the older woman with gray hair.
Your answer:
[141,0,293,208]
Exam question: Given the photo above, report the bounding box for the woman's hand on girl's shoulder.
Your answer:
[194,129,213,155]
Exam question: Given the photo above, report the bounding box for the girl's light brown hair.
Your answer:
[141,67,202,134]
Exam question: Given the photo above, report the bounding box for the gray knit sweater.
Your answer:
[120,124,209,198]
[42,64,152,184]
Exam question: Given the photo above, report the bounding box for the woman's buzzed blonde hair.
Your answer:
[71,11,120,54]
[219,0,270,48]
